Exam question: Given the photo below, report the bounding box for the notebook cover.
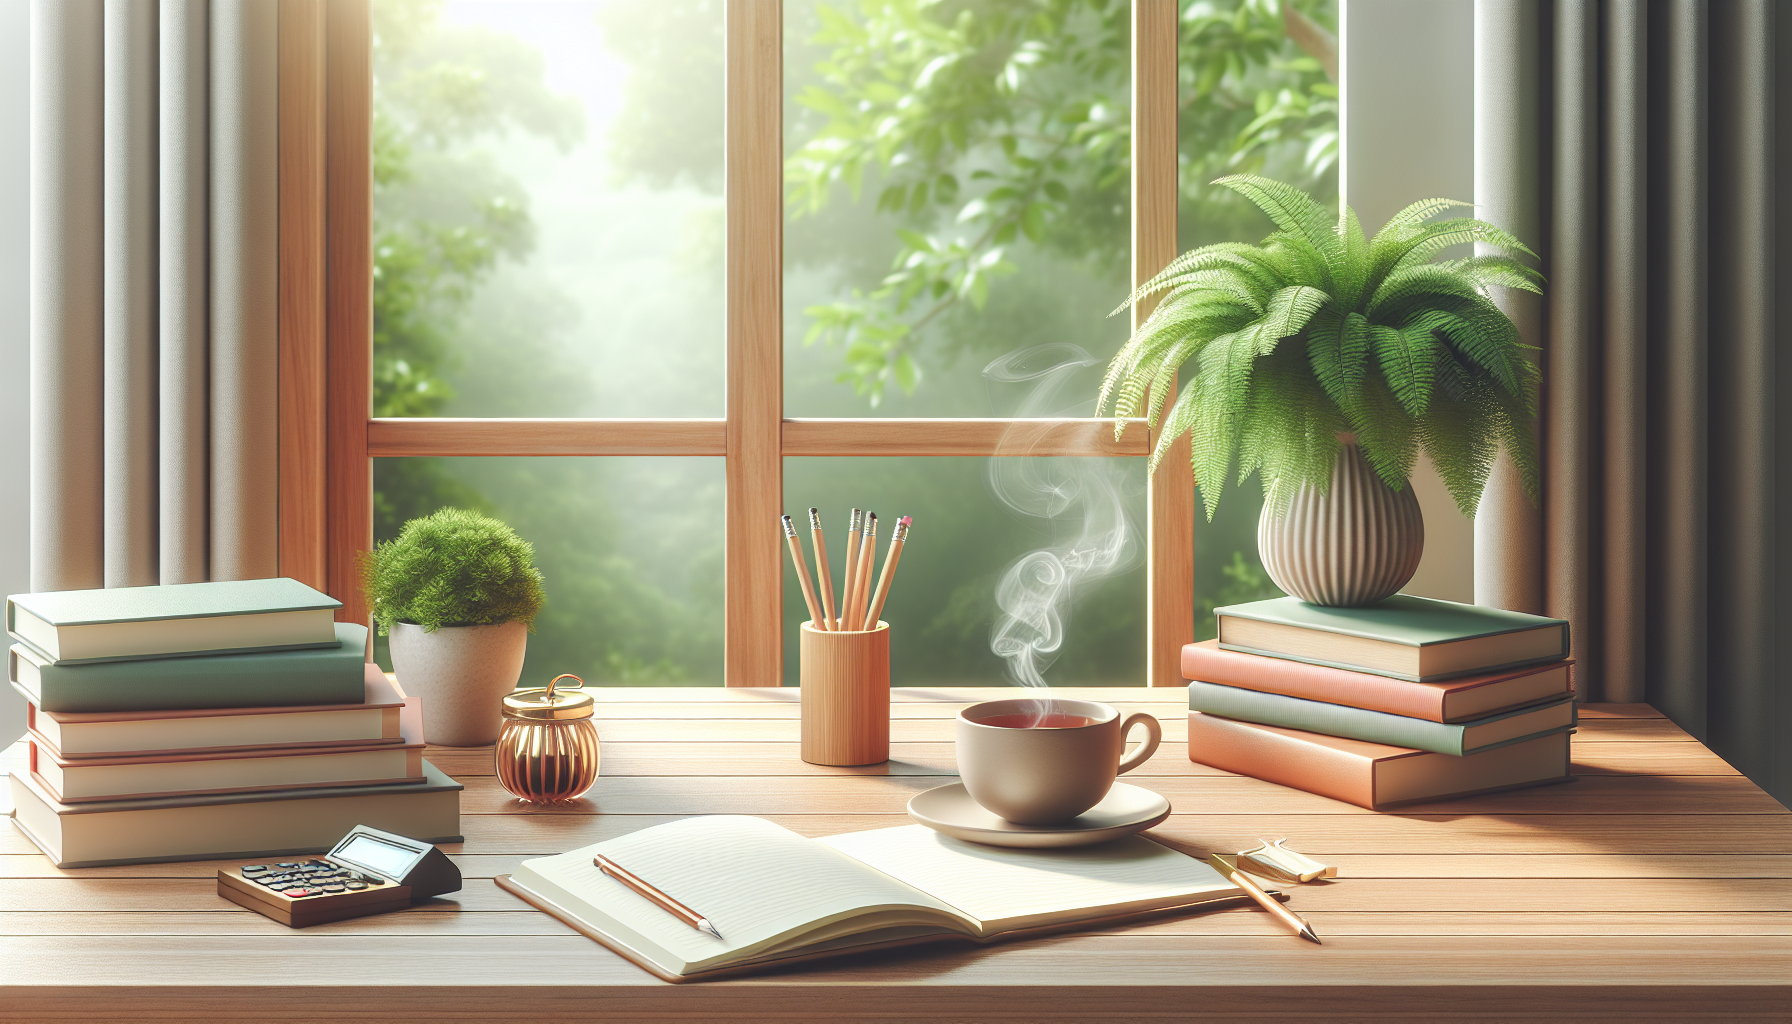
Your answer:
[493,871,1272,983]
[1214,595,1570,647]
[1181,639,1575,722]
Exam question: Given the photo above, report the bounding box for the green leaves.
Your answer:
[1103,175,1543,519]
[362,508,546,633]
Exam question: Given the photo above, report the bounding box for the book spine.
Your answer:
[1187,681,1468,755]
[1186,712,1378,809]
[16,625,368,714]
[1181,642,1446,720]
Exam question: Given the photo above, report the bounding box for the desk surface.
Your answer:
[3,688,1789,1022]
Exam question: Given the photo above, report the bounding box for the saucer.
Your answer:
[906,782,1171,849]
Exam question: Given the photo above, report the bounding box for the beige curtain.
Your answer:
[30,0,279,594]
[1475,0,1790,803]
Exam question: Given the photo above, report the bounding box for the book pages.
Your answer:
[819,824,1239,934]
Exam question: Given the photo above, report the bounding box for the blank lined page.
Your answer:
[819,825,1239,932]
[516,816,958,965]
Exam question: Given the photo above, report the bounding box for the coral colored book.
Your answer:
[1182,639,1575,722]
[1187,712,1573,810]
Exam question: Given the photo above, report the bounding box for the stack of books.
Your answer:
[1185,595,1575,810]
[6,578,462,867]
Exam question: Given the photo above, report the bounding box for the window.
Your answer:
[326,0,1339,686]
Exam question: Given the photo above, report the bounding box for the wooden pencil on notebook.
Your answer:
[807,508,837,631]
[863,515,910,630]
[782,515,825,628]
[840,509,864,630]
[852,513,878,630]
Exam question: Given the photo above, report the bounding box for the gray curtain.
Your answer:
[30,0,279,594]
[1475,0,1792,804]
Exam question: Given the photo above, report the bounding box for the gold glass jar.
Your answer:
[495,674,600,803]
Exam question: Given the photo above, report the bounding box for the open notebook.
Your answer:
[495,815,1249,981]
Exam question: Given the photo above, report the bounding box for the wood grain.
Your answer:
[276,0,328,590]
[780,418,1150,457]
[1134,0,1197,689]
[323,0,372,626]
[798,623,890,765]
[723,0,783,687]
[2,693,1789,1021]
[367,418,727,457]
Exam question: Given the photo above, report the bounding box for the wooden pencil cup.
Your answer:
[800,621,890,766]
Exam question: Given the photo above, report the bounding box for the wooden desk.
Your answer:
[2,688,1789,1022]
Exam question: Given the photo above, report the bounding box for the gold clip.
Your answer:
[1238,838,1336,883]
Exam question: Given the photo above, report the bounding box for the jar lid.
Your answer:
[503,674,594,721]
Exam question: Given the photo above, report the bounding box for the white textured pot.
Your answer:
[1257,439,1425,607]
[388,621,528,746]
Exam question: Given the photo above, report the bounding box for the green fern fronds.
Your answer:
[1105,175,1542,519]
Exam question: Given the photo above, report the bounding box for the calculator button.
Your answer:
[240,865,268,875]
[257,876,286,888]
[282,888,313,898]
[344,881,366,890]
[305,859,331,867]
[275,862,300,869]
[322,884,346,893]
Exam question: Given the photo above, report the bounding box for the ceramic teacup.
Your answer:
[955,698,1163,825]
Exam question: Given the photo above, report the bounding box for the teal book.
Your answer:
[10,622,370,713]
[1215,595,1570,682]
[1186,680,1577,756]
[6,577,341,665]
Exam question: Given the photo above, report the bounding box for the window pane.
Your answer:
[783,457,1146,687]
[1175,0,1340,637]
[782,0,1130,417]
[373,457,725,686]
[372,0,724,419]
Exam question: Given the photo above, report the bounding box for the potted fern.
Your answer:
[364,508,546,746]
[1101,175,1540,606]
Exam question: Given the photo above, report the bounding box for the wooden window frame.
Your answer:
[282,0,1192,686]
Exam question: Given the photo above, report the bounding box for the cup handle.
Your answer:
[1116,712,1163,774]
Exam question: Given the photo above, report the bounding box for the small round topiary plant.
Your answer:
[362,508,546,634]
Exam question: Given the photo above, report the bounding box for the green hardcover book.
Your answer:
[1215,595,1570,682]
[6,577,341,666]
[9,623,370,713]
[1186,680,1577,756]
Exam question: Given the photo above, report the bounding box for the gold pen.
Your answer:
[595,855,723,940]
[1209,853,1320,944]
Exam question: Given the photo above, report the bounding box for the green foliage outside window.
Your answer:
[366,0,1334,684]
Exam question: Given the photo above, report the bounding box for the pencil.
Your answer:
[852,513,878,630]
[840,508,864,631]
[1208,854,1320,944]
[595,855,723,940]
[807,508,837,631]
[782,515,825,628]
[863,515,910,630]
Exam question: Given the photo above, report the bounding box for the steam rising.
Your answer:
[985,344,1142,700]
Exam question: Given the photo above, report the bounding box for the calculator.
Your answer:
[216,824,461,928]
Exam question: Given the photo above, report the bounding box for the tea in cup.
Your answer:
[955,697,1162,825]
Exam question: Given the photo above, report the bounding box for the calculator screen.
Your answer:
[336,834,417,877]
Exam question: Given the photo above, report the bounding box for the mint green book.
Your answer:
[10,623,369,713]
[1215,595,1570,682]
[6,578,341,665]
[1186,680,1577,756]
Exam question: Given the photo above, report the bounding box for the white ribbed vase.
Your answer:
[1257,441,1424,607]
